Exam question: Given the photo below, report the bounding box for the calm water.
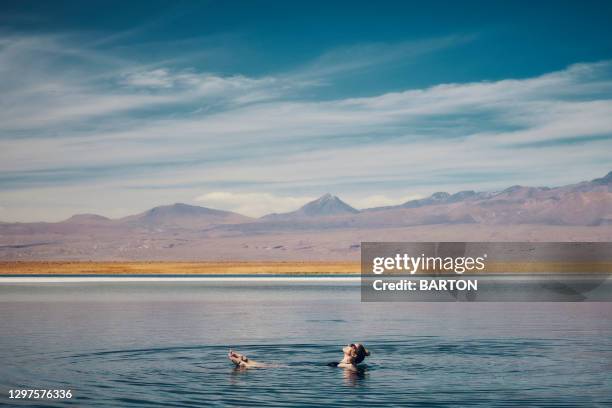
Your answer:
[1,280,611,407]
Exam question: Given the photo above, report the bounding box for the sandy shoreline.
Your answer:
[1,261,611,275]
[0,261,361,275]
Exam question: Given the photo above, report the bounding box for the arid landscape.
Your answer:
[2,260,611,275]
[0,261,359,275]
[1,171,611,262]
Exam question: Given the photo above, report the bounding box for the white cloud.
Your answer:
[1,31,612,221]
[0,36,295,132]
[122,68,176,88]
[121,68,281,99]
[194,192,316,217]
[293,35,476,79]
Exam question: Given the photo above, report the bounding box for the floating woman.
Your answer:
[228,343,370,371]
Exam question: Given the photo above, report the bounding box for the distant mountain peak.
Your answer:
[148,203,205,212]
[503,185,524,193]
[143,203,230,217]
[121,202,252,228]
[62,214,111,224]
[171,202,193,208]
[297,194,359,217]
[430,192,451,201]
[309,193,339,206]
[592,171,612,185]
[151,202,202,211]
[262,194,359,219]
[401,191,452,208]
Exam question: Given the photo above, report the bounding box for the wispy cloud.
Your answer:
[291,34,476,80]
[1,31,611,221]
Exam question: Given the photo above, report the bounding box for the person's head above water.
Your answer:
[353,343,370,364]
[341,343,370,364]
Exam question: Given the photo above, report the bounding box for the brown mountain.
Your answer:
[118,203,253,229]
[63,214,113,225]
[355,171,612,226]
[263,194,358,220]
[0,172,610,260]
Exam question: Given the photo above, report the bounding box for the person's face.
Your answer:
[348,344,357,355]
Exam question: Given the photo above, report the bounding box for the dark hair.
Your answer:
[354,344,369,364]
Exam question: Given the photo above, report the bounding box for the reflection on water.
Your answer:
[342,366,367,387]
[0,281,611,407]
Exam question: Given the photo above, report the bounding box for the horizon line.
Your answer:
[1,169,609,224]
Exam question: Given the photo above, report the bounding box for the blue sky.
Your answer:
[1,0,612,220]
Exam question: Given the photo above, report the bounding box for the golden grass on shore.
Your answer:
[0,261,361,275]
[1,261,611,275]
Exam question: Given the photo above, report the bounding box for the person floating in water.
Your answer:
[328,343,370,371]
[228,343,370,371]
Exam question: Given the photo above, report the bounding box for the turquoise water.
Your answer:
[1,281,611,407]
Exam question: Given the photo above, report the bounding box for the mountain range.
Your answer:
[1,171,611,260]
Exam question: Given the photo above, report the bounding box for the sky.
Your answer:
[1,0,612,221]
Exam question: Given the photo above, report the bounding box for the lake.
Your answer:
[1,279,611,407]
